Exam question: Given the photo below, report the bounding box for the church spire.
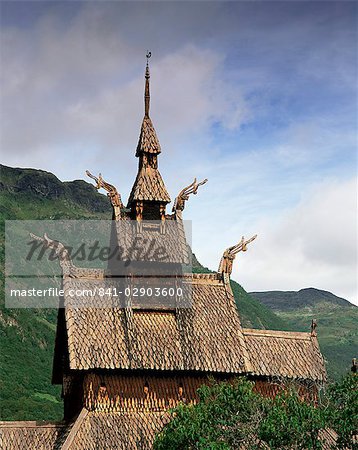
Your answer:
[127,53,171,218]
[135,53,162,158]
[144,52,151,117]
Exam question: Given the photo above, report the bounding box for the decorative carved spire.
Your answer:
[218,235,257,276]
[145,51,151,117]
[134,52,162,159]
[128,52,170,215]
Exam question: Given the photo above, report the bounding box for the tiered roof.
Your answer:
[47,259,325,383]
[0,57,329,450]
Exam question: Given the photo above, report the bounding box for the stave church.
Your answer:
[0,57,327,450]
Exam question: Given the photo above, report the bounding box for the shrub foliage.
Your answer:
[154,374,357,450]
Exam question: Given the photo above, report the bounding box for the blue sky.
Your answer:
[1,1,357,304]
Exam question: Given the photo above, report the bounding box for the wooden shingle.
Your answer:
[62,273,251,374]
[0,421,68,450]
[127,166,170,204]
[243,328,327,382]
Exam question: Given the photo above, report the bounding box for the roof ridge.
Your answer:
[60,408,88,450]
[243,328,312,340]
[0,421,66,428]
[192,273,220,280]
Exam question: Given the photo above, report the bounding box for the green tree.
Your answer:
[154,378,330,450]
[327,373,358,449]
[154,378,268,450]
[258,389,325,449]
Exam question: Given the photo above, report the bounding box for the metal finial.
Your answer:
[144,52,151,115]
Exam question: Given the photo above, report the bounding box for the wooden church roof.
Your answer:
[53,409,168,450]
[44,57,326,385]
[0,413,341,450]
[0,421,68,450]
[57,273,251,375]
[49,265,326,383]
[243,328,326,382]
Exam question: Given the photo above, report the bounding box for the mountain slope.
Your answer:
[250,288,353,311]
[250,289,358,380]
[0,164,287,421]
[0,164,111,220]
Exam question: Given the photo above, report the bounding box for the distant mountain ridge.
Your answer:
[249,288,355,311]
[0,164,110,219]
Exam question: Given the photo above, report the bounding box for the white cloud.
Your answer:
[0,7,250,176]
[231,178,358,304]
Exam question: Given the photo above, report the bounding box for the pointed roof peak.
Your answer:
[144,51,151,117]
[135,52,161,157]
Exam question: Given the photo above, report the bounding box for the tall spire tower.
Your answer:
[144,54,150,117]
[127,53,170,221]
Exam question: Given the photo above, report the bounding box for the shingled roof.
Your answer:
[0,421,68,450]
[243,328,326,382]
[0,413,344,450]
[58,273,251,375]
[113,218,189,266]
[58,409,168,450]
[127,166,170,204]
[48,251,326,384]
[135,116,161,156]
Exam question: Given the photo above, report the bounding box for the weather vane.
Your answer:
[146,51,152,63]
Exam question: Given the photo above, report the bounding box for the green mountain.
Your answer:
[250,289,358,381]
[0,165,112,421]
[249,288,353,311]
[0,164,111,220]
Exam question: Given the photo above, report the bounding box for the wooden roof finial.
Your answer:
[86,170,125,219]
[145,51,151,117]
[311,319,317,337]
[218,235,257,276]
[173,178,208,212]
